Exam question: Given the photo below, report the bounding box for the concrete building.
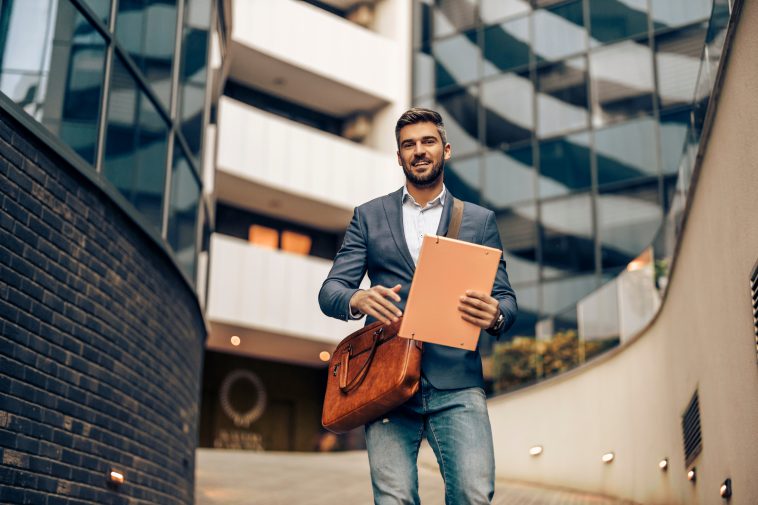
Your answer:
[198,0,412,452]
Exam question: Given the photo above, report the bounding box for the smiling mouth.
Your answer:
[413,160,431,168]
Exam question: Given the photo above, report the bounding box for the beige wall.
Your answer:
[484,3,758,504]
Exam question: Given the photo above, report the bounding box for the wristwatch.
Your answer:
[487,309,505,334]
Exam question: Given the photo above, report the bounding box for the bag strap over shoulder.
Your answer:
[446,197,464,240]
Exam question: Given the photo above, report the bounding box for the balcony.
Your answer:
[205,234,366,366]
[215,97,404,230]
[229,0,402,116]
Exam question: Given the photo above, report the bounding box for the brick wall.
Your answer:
[0,105,206,504]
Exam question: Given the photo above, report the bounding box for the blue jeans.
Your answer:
[364,376,495,504]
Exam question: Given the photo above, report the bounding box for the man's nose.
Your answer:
[413,142,425,156]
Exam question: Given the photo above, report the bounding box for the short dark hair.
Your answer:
[395,107,447,147]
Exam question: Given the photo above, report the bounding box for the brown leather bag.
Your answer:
[321,198,464,434]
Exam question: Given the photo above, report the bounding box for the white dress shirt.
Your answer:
[401,184,446,265]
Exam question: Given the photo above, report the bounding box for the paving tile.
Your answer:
[196,449,639,505]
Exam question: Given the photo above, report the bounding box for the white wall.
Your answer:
[216,97,404,210]
[232,0,402,105]
[206,234,367,344]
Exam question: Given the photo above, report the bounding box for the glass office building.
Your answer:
[0,0,214,281]
[413,0,713,352]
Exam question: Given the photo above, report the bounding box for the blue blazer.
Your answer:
[318,187,517,390]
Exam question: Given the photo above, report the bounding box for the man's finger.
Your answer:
[460,313,489,328]
[370,300,399,323]
[460,296,491,311]
[378,285,402,302]
[465,290,495,303]
[366,305,393,325]
[370,291,402,316]
[458,304,491,320]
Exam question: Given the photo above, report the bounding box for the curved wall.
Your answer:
[0,104,206,504]
[485,3,758,504]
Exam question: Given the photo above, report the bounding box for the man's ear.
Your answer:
[443,143,452,161]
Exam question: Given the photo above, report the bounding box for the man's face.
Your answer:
[396,122,451,187]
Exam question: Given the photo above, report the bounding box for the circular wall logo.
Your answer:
[219,369,267,428]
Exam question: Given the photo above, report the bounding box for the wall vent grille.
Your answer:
[751,259,758,363]
[681,390,703,468]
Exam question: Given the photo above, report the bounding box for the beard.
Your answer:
[402,156,445,187]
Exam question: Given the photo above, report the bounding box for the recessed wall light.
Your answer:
[659,458,669,471]
[688,468,697,482]
[319,351,331,362]
[719,478,732,499]
[529,445,543,456]
[601,452,615,464]
[108,470,125,486]
[230,336,240,346]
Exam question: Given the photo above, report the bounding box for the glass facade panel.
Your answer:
[589,0,649,45]
[115,0,178,107]
[595,117,658,186]
[168,143,201,279]
[496,203,539,284]
[432,0,477,39]
[597,181,662,271]
[483,15,530,76]
[482,70,533,149]
[655,24,707,110]
[178,0,212,157]
[80,0,111,23]
[480,0,531,24]
[651,0,712,30]
[433,29,479,90]
[413,0,432,48]
[659,109,691,175]
[445,156,481,204]
[533,1,585,62]
[538,132,591,198]
[536,57,588,137]
[541,274,598,315]
[540,194,594,278]
[0,0,106,164]
[103,54,169,231]
[414,50,435,98]
[590,40,655,124]
[483,146,534,209]
[436,86,480,156]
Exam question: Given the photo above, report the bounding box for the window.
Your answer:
[103,54,169,230]
[168,143,201,278]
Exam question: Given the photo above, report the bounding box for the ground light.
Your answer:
[720,479,732,499]
[529,446,543,456]
[659,458,668,471]
[601,452,615,464]
[687,468,696,482]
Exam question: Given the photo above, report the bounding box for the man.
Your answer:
[318,108,517,504]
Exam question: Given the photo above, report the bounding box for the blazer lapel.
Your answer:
[382,188,416,273]
[435,189,455,236]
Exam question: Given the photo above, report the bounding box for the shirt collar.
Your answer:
[402,184,447,209]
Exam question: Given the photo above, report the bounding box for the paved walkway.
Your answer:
[196,448,640,505]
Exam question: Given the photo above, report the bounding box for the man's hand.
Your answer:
[350,284,403,325]
[459,290,499,329]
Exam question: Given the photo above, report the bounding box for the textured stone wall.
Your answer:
[0,105,206,504]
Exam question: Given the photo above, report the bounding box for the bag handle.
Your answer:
[447,198,464,240]
[339,327,384,393]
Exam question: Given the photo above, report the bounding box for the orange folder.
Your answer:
[398,235,502,351]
